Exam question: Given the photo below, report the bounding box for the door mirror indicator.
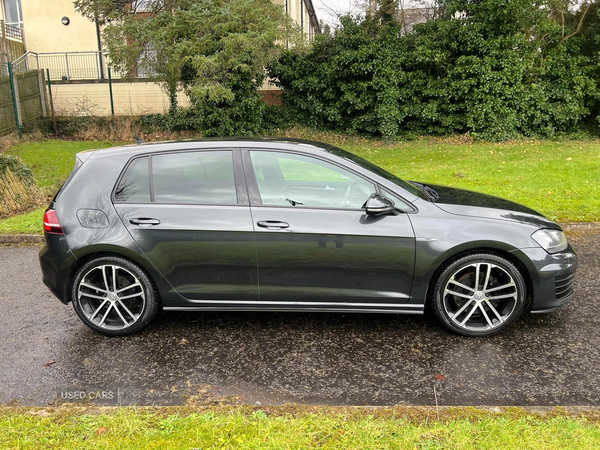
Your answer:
[364,193,395,216]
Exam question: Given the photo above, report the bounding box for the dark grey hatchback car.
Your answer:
[39,139,577,337]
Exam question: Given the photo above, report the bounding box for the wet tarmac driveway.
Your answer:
[1,230,598,407]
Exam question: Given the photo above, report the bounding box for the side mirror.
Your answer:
[364,193,395,216]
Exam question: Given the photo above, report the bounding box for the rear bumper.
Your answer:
[512,245,578,313]
[39,233,77,304]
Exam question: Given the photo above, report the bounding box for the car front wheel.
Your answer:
[432,253,527,337]
[71,256,159,336]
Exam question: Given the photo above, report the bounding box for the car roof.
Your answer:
[81,138,344,160]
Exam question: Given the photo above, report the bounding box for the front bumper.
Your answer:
[511,244,578,313]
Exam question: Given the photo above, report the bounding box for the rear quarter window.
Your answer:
[114,157,151,203]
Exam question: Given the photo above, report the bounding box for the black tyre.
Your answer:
[431,253,526,337]
[71,256,159,336]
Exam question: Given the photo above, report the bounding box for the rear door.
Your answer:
[113,149,258,302]
[243,149,416,309]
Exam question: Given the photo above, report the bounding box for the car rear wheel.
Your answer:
[72,256,159,336]
[431,253,526,337]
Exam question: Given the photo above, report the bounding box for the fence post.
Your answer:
[65,53,70,80]
[46,68,57,134]
[7,62,21,139]
[108,67,115,132]
[37,69,48,118]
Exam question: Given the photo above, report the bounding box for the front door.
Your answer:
[113,149,258,301]
[244,149,416,308]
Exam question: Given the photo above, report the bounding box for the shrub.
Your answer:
[269,1,599,140]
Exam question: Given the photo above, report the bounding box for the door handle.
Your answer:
[257,220,289,229]
[129,218,161,226]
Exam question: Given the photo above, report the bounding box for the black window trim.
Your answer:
[111,148,249,207]
[112,155,152,204]
[379,186,419,214]
[241,147,417,213]
[148,155,155,202]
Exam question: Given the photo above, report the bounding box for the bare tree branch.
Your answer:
[560,1,591,44]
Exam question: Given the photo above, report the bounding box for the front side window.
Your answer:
[152,151,237,205]
[250,151,375,209]
[382,189,413,212]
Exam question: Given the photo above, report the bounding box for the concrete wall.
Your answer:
[50,81,283,116]
[51,81,190,116]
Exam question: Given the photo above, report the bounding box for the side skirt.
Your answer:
[163,303,425,314]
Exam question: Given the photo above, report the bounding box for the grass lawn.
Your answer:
[0,136,598,234]
[1,407,600,449]
[3,140,115,188]
[335,138,600,223]
[0,207,45,235]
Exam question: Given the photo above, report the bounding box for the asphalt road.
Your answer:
[1,230,598,407]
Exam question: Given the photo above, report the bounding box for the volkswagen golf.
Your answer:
[39,139,577,337]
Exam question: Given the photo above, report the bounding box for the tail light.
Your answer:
[43,209,64,234]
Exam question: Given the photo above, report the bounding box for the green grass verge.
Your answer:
[0,136,598,235]
[3,140,115,188]
[1,407,599,449]
[0,207,45,235]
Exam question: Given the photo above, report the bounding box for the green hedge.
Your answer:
[268,1,600,140]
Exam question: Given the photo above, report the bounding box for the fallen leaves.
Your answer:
[435,374,446,381]
[96,427,110,436]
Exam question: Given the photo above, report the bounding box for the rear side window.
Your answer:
[152,151,237,205]
[115,157,151,203]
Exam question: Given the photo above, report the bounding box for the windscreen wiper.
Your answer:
[408,181,439,201]
[422,185,440,201]
[285,198,304,206]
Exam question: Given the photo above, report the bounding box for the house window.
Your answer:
[132,0,157,13]
[3,0,23,27]
[136,43,157,78]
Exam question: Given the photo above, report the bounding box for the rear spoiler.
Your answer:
[75,151,95,164]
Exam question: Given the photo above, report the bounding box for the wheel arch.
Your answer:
[424,246,534,309]
[65,245,166,305]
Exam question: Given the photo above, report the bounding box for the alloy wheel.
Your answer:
[77,264,146,330]
[442,262,518,332]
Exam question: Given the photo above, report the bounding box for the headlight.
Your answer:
[531,229,568,254]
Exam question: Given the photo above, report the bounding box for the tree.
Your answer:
[74,0,298,133]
